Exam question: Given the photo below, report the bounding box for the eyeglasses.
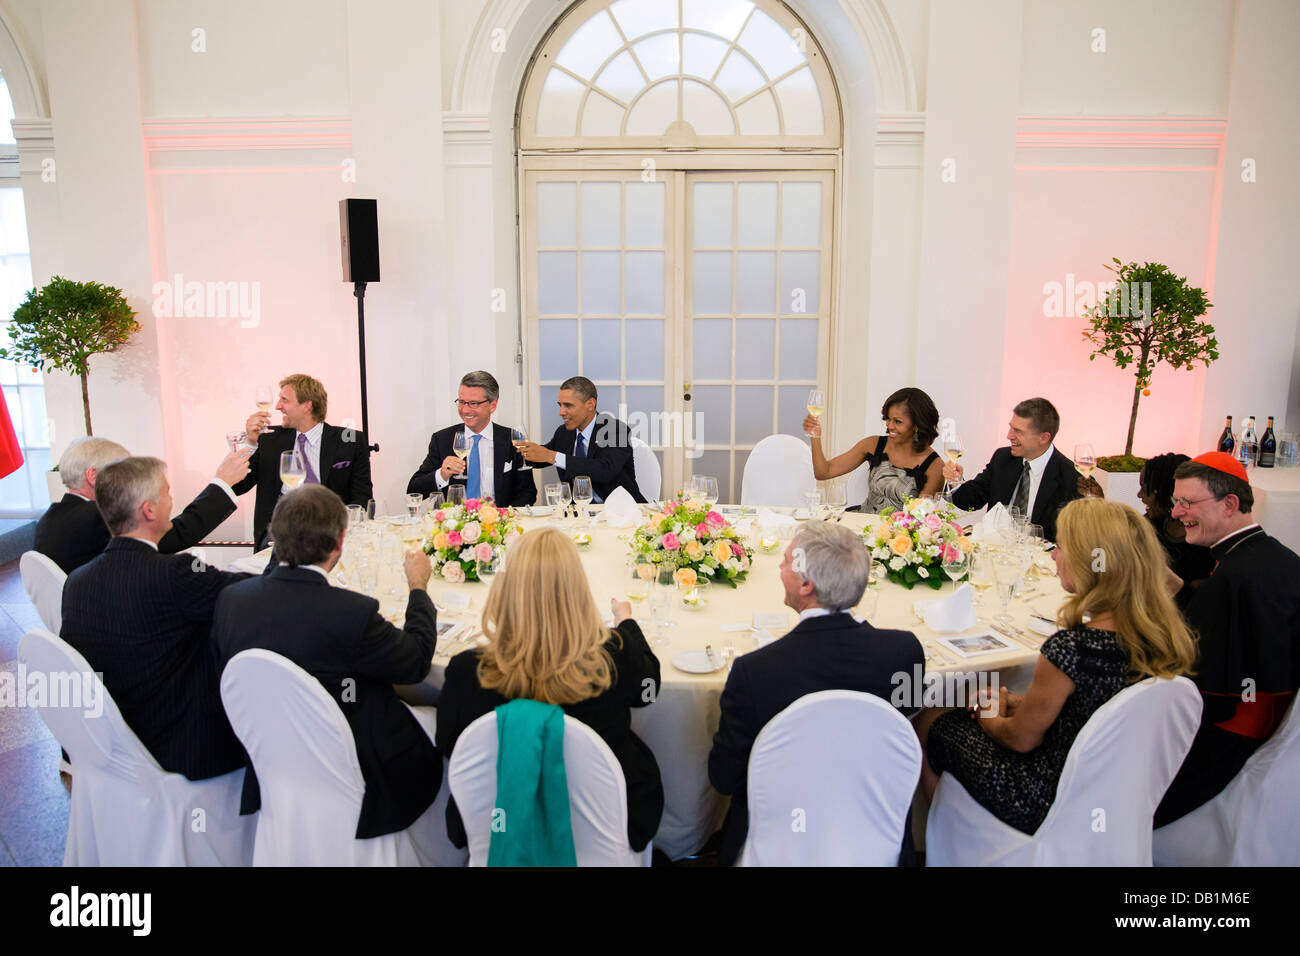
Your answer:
[453,399,492,408]
[1171,495,1223,510]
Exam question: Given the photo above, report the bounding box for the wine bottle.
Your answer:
[1259,416,1277,467]
[1240,416,1258,469]
[1217,416,1235,454]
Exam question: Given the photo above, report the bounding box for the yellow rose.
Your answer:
[873,524,892,542]
[674,567,697,588]
[478,504,499,524]
[958,536,975,554]
[684,540,705,561]
[433,532,450,551]
[713,541,733,564]
[481,522,496,539]
[890,534,913,556]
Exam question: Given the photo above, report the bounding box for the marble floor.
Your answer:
[0,559,69,866]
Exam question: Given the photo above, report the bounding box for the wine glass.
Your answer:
[476,547,501,583]
[943,435,964,498]
[992,553,1022,627]
[405,493,423,519]
[696,476,719,510]
[544,482,562,522]
[380,533,403,601]
[826,482,847,522]
[1074,444,1096,481]
[279,450,306,490]
[226,431,246,453]
[453,431,473,464]
[511,426,532,470]
[427,492,444,511]
[447,485,466,508]
[626,556,654,603]
[573,476,594,523]
[969,549,995,607]
[346,504,364,529]
[557,482,572,523]
[255,386,274,415]
[942,550,970,590]
[802,488,822,518]
[649,565,676,644]
[805,389,826,437]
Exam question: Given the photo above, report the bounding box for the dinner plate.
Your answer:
[672,649,727,674]
[792,508,812,520]
[526,505,554,517]
[1027,616,1057,637]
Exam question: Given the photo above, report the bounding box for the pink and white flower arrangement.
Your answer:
[629,494,753,588]
[423,497,521,583]
[861,496,973,590]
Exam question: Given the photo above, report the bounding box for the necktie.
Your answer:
[574,430,586,459]
[1012,458,1030,515]
[297,432,319,485]
[466,433,482,500]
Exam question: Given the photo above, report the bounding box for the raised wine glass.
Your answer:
[511,426,531,470]
[255,386,274,415]
[279,450,306,490]
[452,431,473,463]
[942,435,964,498]
[806,389,826,423]
[1074,444,1096,486]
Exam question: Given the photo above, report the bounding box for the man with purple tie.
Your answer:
[233,373,372,549]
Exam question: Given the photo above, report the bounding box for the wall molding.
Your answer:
[1015,115,1227,171]
[874,111,924,168]
[443,111,493,168]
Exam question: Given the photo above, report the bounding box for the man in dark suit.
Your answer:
[708,521,924,866]
[60,456,251,780]
[213,485,449,859]
[942,397,1083,542]
[517,375,646,503]
[406,370,535,508]
[233,373,372,548]
[35,436,248,574]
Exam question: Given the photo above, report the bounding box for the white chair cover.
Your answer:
[220,649,464,866]
[20,550,66,634]
[845,462,871,513]
[448,711,651,866]
[630,436,661,502]
[1153,697,1300,866]
[18,627,254,866]
[741,435,816,508]
[739,690,921,866]
[926,676,1202,866]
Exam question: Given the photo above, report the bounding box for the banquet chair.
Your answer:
[18,627,254,866]
[220,649,464,866]
[844,462,871,513]
[739,690,921,866]
[1152,697,1300,866]
[630,436,661,502]
[448,711,652,866]
[20,550,67,635]
[741,435,816,508]
[926,676,1201,866]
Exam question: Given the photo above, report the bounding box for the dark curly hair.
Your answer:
[1140,452,1190,514]
[881,387,939,450]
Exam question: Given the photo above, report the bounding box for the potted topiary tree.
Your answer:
[1082,259,1215,506]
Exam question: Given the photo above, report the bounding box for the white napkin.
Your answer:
[756,508,797,538]
[918,582,977,633]
[975,502,1013,546]
[603,486,641,528]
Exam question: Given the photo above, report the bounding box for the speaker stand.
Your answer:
[354,281,380,453]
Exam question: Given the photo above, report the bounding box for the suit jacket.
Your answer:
[543,414,646,503]
[213,566,441,839]
[406,422,536,508]
[60,537,250,779]
[708,612,925,866]
[950,446,1081,542]
[230,424,373,549]
[435,620,663,852]
[34,485,237,575]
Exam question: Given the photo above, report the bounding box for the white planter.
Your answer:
[45,471,65,505]
[1095,468,1143,512]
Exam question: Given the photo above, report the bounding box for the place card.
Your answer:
[938,631,1015,659]
[752,611,789,631]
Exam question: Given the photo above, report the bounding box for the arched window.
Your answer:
[519,0,841,501]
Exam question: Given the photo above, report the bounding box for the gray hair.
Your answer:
[460,370,499,403]
[95,457,167,536]
[59,437,129,490]
[793,521,871,611]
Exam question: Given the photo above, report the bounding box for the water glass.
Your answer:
[405,493,423,518]
[346,504,364,528]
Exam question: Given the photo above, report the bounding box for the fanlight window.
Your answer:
[522,0,839,148]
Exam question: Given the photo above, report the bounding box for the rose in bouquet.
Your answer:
[862,496,974,590]
[630,494,754,588]
[423,498,522,583]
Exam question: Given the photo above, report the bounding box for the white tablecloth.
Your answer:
[251,510,1066,859]
[1246,466,1300,556]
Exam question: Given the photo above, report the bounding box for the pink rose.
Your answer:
[466,498,480,511]
[447,531,464,547]
[474,542,493,563]
[940,544,959,563]
[730,541,744,557]
[435,510,446,522]
[441,562,465,584]
[924,514,942,531]
[695,522,711,539]
[662,533,680,551]
[949,520,962,532]
[707,510,725,527]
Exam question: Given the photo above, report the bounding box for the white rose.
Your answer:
[442,518,459,533]
[889,556,905,571]
[680,528,696,542]
[441,562,465,584]
[917,566,929,578]
[460,547,475,561]
[461,521,482,544]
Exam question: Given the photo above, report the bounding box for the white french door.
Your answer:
[522,167,834,502]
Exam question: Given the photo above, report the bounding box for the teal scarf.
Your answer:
[487,698,577,867]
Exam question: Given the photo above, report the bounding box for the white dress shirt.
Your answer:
[437,424,494,500]
[1020,442,1056,520]
[554,416,598,473]
[798,606,847,623]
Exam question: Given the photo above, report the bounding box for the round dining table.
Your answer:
[245,506,1068,861]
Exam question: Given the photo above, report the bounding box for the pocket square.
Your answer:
[503,460,513,473]
[331,460,352,470]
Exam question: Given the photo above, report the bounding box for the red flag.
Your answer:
[0,389,24,480]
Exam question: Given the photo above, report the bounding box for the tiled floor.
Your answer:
[0,559,69,867]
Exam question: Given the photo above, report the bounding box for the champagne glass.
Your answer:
[942,435,964,498]
[511,426,532,470]
[1074,444,1096,480]
[279,450,306,490]
[573,476,594,524]
[806,389,826,432]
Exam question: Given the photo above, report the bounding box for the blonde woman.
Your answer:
[435,526,663,852]
[914,497,1196,834]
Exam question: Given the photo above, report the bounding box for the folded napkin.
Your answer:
[756,508,798,538]
[917,582,977,633]
[488,699,576,867]
[603,486,641,528]
[974,503,1013,546]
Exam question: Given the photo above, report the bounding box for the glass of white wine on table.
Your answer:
[573,476,594,525]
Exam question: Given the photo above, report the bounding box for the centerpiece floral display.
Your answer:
[862,497,974,591]
[630,495,755,588]
[423,498,522,583]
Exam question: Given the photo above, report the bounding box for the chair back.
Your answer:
[741,690,920,865]
[741,435,816,507]
[845,462,871,512]
[20,550,67,634]
[448,711,649,866]
[630,436,661,502]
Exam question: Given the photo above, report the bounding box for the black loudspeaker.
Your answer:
[339,198,380,283]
